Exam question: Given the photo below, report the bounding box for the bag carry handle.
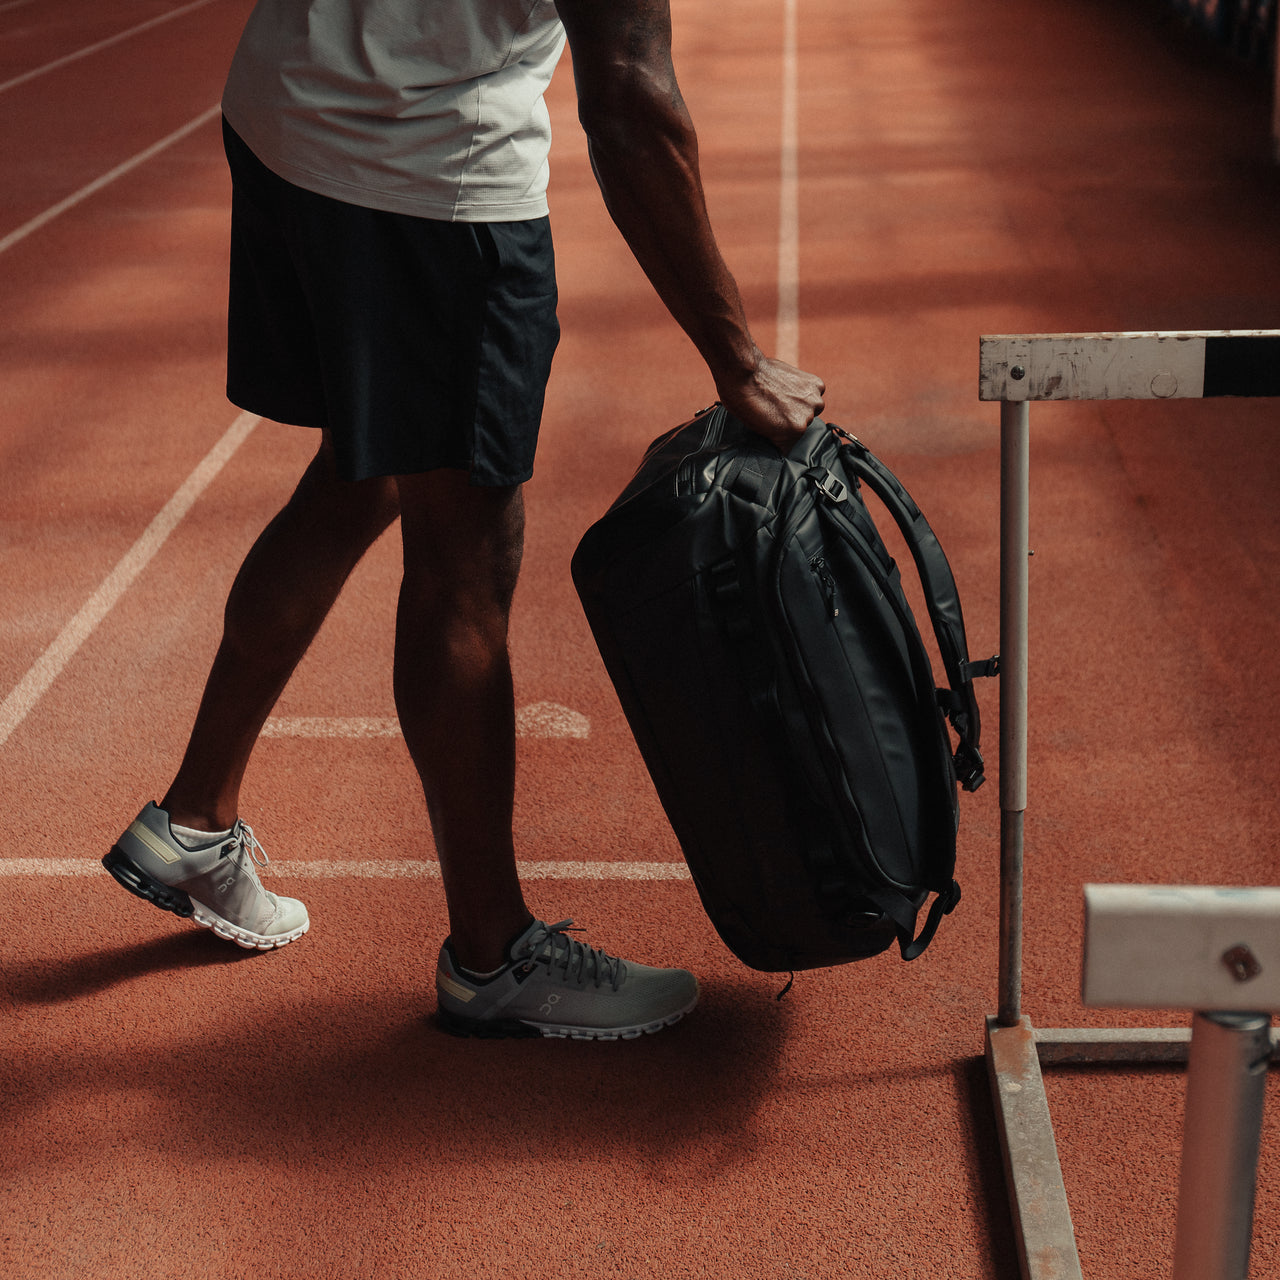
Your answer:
[869,879,963,961]
[827,424,995,793]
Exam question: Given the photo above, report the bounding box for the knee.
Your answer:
[397,474,525,617]
[400,558,518,635]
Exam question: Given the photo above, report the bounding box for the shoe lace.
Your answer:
[222,821,270,886]
[525,920,624,993]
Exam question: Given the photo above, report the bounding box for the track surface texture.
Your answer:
[2,0,1279,1277]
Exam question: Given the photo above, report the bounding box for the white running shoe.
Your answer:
[103,802,309,951]
[436,918,699,1040]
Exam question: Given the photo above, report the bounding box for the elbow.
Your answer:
[576,65,695,160]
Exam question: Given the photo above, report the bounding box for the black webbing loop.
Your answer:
[899,880,962,961]
[959,656,1000,681]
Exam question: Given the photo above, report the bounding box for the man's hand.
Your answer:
[716,355,827,452]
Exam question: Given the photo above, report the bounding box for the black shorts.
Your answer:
[223,119,559,485]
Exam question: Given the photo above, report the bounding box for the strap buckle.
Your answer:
[954,742,986,793]
[811,469,847,504]
[959,655,1000,681]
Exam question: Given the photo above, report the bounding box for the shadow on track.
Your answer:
[2,929,261,1005]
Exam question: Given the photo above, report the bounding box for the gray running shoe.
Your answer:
[436,918,699,1040]
[103,802,309,951]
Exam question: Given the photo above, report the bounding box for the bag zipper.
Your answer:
[809,555,838,617]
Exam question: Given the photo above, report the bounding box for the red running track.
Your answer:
[2,0,1279,1276]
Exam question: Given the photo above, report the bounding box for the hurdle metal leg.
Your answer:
[1173,1012,1273,1280]
[998,399,1029,1031]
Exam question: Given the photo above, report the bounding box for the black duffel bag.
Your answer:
[571,405,993,972]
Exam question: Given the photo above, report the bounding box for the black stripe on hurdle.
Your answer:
[1203,335,1280,397]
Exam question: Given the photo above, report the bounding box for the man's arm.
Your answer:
[555,0,825,448]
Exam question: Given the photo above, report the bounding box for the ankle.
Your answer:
[451,912,535,974]
[160,793,238,834]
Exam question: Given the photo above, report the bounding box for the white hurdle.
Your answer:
[978,331,1280,1280]
[1084,885,1279,1280]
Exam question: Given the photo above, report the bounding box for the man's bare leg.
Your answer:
[392,469,533,973]
[162,435,399,832]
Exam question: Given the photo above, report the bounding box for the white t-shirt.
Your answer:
[221,0,567,222]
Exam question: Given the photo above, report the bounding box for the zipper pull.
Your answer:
[810,556,839,617]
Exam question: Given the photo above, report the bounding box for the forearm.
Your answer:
[573,58,762,390]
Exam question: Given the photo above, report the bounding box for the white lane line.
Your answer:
[516,701,591,739]
[0,0,221,95]
[279,860,689,881]
[0,412,260,751]
[262,717,402,739]
[3,858,691,881]
[1,859,101,877]
[262,702,592,741]
[0,104,221,257]
[776,0,800,367]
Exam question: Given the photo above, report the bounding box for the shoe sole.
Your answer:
[435,1003,695,1042]
[102,846,309,952]
[103,846,194,917]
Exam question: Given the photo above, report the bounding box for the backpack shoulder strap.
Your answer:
[830,425,995,793]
